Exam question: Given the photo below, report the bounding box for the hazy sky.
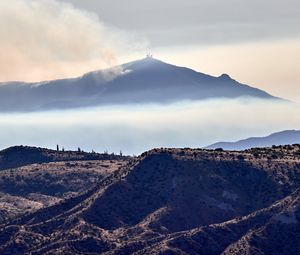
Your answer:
[0,0,299,101]
[62,0,300,46]
[63,0,300,101]
[0,0,299,153]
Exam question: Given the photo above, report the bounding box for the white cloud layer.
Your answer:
[0,99,298,155]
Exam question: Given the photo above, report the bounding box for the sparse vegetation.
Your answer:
[0,145,299,254]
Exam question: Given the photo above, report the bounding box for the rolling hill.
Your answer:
[0,145,125,171]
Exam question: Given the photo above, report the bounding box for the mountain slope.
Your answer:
[0,58,279,112]
[206,130,300,150]
[138,188,300,255]
[0,145,299,254]
[0,159,127,223]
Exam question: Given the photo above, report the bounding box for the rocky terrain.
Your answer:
[0,145,299,254]
[0,146,128,223]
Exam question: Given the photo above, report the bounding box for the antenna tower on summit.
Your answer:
[146,53,153,58]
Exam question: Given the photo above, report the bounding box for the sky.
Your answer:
[0,0,299,101]
[63,0,300,101]
[0,0,299,154]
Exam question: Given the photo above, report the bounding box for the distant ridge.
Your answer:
[0,57,281,112]
[206,130,300,150]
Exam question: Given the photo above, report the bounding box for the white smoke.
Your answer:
[0,0,138,82]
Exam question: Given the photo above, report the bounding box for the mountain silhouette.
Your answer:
[206,130,300,150]
[0,57,280,112]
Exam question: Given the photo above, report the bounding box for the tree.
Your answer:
[215,148,224,152]
[56,144,59,151]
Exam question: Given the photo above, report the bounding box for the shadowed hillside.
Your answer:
[0,159,128,223]
[0,145,299,254]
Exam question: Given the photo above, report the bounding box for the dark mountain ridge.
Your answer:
[0,145,299,254]
[0,58,280,112]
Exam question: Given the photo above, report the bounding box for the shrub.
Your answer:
[237,155,245,161]
[215,148,224,152]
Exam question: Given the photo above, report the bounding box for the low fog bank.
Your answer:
[0,99,298,155]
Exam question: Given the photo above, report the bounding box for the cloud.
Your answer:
[64,0,300,47]
[0,99,298,155]
[0,0,142,82]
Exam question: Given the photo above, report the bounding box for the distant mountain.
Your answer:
[0,146,299,254]
[206,130,300,150]
[0,57,280,112]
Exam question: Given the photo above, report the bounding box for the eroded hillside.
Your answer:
[0,147,128,223]
[0,145,299,254]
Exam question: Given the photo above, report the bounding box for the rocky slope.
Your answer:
[0,145,299,254]
[0,147,128,223]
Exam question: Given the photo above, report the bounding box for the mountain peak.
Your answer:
[219,73,232,80]
[0,57,279,112]
[122,56,167,70]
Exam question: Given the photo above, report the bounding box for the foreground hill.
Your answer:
[0,160,127,223]
[0,146,128,223]
[0,145,299,254]
[0,58,279,112]
[206,130,300,150]
[0,146,124,171]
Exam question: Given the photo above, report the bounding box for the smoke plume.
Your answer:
[0,0,131,82]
